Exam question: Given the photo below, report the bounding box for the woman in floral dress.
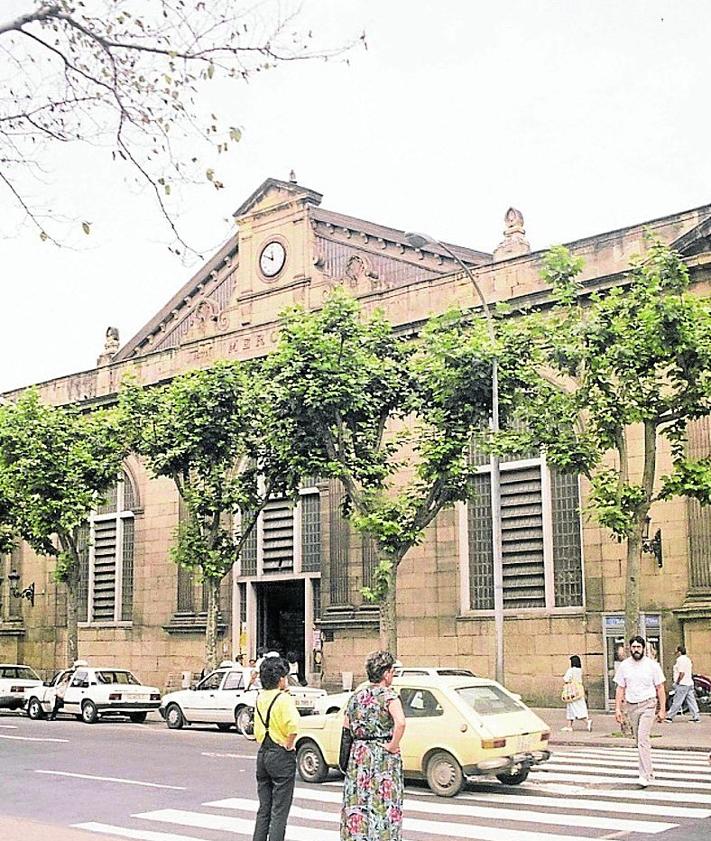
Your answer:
[341,650,406,841]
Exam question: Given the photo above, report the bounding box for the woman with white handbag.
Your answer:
[561,654,592,732]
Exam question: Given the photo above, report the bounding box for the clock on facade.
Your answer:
[259,240,287,278]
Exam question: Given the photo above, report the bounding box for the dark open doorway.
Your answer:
[256,580,305,680]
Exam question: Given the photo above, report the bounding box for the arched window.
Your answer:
[78,470,136,624]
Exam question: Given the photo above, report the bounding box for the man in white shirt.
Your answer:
[665,645,700,723]
[614,635,666,787]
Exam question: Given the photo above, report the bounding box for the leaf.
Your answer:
[82,222,91,235]
[39,230,48,241]
[206,168,214,182]
[207,64,215,79]
[229,127,242,142]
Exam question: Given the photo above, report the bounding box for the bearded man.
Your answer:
[614,635,666,787]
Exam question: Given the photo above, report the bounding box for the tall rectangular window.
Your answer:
[687,417,711,590]
[301,491,322,573]
[466,458,583,611]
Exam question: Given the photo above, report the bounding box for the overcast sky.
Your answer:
[1,0,710,393]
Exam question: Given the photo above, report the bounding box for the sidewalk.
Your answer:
[0,816,119,841]
[534,707,711,752]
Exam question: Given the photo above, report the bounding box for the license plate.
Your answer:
[515,734,531,752]
[296,701,312,709]
[129,695,149,702]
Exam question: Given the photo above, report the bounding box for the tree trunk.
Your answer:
[379,561,398,656]
[65,562,80,668]
[624,530,643,641]
[204,576,220,672]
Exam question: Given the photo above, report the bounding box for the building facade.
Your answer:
[2,177,711,707]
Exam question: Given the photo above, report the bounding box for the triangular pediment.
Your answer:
[671,214,711,258]
[232,177,323,220]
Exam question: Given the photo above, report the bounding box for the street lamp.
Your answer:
[7,569,36,607]
[404,231,505,685]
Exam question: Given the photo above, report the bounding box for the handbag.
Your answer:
[338,726,353,773]
[561,681,584,704]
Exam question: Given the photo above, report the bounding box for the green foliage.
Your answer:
[512,237,711,541]
[0,389,128,579]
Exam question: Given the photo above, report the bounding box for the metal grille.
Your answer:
[362,535,379,590]
[312,578,322,621]
[121,518,134,621]
[92,518,117,620]
[240,509,257,576]
[239,582,247,627]
[77,524,89,622]
[468,473,495,610]
[328,479,350,604]
[177,564,194,611]
[301,493,322,573]
[262,498,294,572]
[687,417,711,589]
[122,472,136,511]
[501,465,545,609]
[551,469,583,606]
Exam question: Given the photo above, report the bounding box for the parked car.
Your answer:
[160,662,258,732]
[0,663,42,711]
[315,666,477,715]
[24,666,77,720]
[297,673,550,797]
[24,663,160,723]
[160,662,327,734]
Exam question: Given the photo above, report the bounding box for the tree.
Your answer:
[0,390,127,664]
[505,239,711,639]
[120,360,307,670]
[266,289,526,654]
[0,1,361,250]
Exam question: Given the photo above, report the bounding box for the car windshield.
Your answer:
[436,669,475,676]
[455,685,525,716]
[96,670,140,685]
[15,666,40,680]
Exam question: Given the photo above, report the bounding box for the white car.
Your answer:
[25,664,160,723]
[315,667,477,715]
[160,662,327,732]
[24,665,78,720]
[0,663,42,711]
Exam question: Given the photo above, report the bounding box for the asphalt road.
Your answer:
[2,709,711,841]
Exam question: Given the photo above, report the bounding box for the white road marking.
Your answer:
[214,790,678,834]
[134,810,338,841]
[541,780,711,805]
[540,761,711,782]
[35,770,185,790]
[0,724,18,729]
[0,734,68,743]
[552,753,711,773]
[559,746,710,763]
[168,800,628,841]
[531,769,711,790]
[74,824,213,841]
[201,751,256,759]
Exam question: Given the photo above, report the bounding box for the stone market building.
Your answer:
[2,177,711,708]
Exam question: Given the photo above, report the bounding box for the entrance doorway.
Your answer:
[256,580,305,679]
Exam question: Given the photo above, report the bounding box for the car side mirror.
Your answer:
[43,680,52,686]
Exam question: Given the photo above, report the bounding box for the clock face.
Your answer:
[259,240,286,278]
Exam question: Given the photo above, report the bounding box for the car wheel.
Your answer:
[216,723,232,732]
[425,750,464,797]
[297,740,329,783]
[496,768,529,786]
[235,706,255,740]
[129,712,148,723]
[81,700,99,724]
[165,703,185,730]
[27,698,45,720]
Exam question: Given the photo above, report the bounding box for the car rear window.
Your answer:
[437,669,475,676]
[455,685,524,715]
[14,666,40,681]
[96,670,140,685]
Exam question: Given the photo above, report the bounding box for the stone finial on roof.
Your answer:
[493,207,531,261]
[289,169,297,183]
[97,326,120,367]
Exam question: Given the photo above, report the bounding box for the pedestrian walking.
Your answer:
[341,650,406,841]
[561,655,592,732]
[614,635,666,787]
[665,645,701,723]
[47,670,71,721]
[252,657,299,841]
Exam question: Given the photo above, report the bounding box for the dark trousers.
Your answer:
[253,741,296,841]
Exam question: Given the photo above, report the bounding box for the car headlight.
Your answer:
[109,693,122,701]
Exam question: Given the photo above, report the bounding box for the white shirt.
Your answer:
[673,654,693,687]
[615,656,665,703]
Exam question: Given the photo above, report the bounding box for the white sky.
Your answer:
[1,0,710,392]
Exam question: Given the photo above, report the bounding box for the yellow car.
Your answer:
[295,674,550,797]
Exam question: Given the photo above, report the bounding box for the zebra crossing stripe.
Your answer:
[540,761,711,782]
[558,747,710,763]
[552,753,711,773]
[531,769,711,790]
[540,781,711,805]
[74,824,205,841]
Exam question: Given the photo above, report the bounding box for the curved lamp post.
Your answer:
[404,232,504,685]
